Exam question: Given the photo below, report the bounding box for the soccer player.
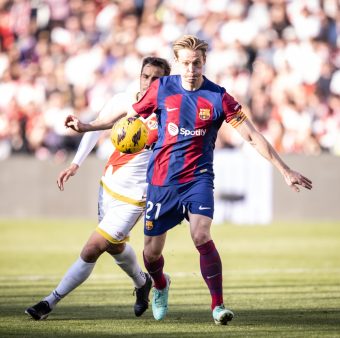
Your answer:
[25,57,171,320]
[65,35,313,325]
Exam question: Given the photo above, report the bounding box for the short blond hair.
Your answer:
[172,35,209,59]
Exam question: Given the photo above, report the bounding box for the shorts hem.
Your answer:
[96,226,130,244]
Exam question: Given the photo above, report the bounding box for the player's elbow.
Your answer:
[244,133,254,144]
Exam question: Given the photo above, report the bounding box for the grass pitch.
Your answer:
[0,219,339,337]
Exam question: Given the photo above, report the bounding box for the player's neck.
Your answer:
[181,76,204,91]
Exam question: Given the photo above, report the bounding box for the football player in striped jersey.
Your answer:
[65,35,312,325]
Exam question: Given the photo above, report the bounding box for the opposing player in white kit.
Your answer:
[25,57,171,320]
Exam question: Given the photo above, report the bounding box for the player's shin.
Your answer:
[44,257,95,308]
[111,243,146,288]
[196,240,223,309]
[143,252,167,290]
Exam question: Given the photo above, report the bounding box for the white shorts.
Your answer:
[97,185,144,244]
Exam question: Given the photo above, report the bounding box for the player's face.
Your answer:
[175,48,205,90]
[139,64,166,97]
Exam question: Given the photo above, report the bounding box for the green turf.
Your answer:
[0,219,340,337]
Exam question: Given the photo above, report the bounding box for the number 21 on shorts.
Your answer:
[146,201,161,220]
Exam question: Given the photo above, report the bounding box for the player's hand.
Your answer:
[283,169,313,192]
[65,115,87,133]
[57,163,79,191]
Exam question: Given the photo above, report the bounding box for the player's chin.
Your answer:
[140,88,148,97]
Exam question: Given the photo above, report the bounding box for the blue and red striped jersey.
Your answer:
[133,75,243,186]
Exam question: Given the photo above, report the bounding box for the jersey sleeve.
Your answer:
[132,79,159,118]
[222,91,247,128]
[72,130,102,166]
[73,92,135,166]
[98,93,131,120]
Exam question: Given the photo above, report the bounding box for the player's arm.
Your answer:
[57,130,102,191]
[65,79,158,133]
[57,163,79,191]
[65,97,138,133]
[65,111,131,132]
[57,96,131,190]
[234,118,312,192]
[132,79,159,118]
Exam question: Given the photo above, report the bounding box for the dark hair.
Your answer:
[141,57,171,76]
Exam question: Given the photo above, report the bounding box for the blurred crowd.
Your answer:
[0,0,339,161]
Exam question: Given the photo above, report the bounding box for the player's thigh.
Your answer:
[188,212,213,246]
[182,179,214,219]
[144,184,185,236]
[182,180,214,245]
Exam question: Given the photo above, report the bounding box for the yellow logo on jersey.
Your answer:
[199,108,211,120]
[145,220,154,230]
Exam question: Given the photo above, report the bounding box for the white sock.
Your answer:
[44,257,95,308]
[111,243,146,288]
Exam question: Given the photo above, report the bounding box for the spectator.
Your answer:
[0,0,339,160]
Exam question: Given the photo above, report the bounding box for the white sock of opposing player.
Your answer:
[43,257,95,308]
[111,243,146,288]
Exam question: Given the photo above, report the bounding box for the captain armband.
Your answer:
[229,110,247,128]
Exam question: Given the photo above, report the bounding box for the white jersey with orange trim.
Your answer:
[100,114,158,206]
[72,90,158,207]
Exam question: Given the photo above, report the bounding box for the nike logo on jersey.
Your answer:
[166,107,178,112]
[199,205,211,210]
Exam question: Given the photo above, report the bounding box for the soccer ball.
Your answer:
[110,116,148,154]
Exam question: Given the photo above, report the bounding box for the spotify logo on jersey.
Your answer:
[168,122,179,136]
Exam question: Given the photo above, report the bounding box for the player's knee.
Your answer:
[191,231,211,247]
[80,243,106,262]
[190,217,212,246]
[143,235,164,261]
[106,242,125,255]
[143,244,162,262]
[143,250,161,263]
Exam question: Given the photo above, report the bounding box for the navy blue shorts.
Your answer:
[144,179,214,236]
